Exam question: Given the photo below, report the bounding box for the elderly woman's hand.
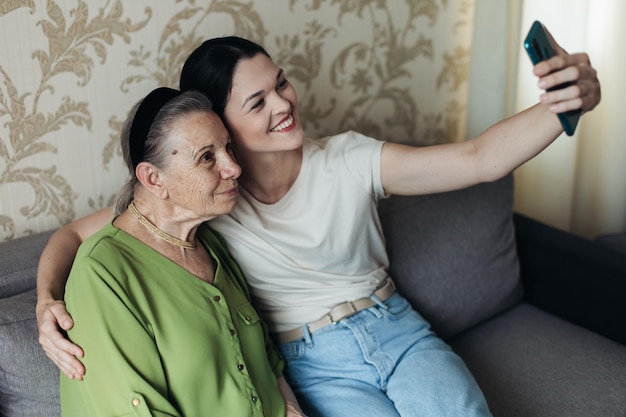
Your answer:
[532,27,601,114]
[285,402,309,417]
[36,299,85,380]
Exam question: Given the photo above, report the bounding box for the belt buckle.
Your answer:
[328,300,357,324]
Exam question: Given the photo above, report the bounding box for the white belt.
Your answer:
[274,278,396,343]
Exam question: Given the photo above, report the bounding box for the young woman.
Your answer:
[58,87,305,416]
[38,32,601,417]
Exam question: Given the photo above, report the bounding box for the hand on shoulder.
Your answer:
[36,299,85,380]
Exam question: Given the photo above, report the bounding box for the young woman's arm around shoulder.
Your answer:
[382,42,600,196]
[36,206,114,379]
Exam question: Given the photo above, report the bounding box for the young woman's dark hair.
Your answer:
[180,36,270,119]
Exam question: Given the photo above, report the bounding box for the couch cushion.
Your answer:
[0,231,54,299]
[0,289,60,417]
[450,303,626,417]
[377,174,522,339]
[595,232,626,255]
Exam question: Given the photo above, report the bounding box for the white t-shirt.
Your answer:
[210,131,389,332]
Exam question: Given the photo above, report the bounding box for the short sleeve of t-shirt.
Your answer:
[321,130,387,201]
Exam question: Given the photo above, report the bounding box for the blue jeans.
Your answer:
[278,293,492,417]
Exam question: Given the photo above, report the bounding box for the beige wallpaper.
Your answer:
[0,0,475,242]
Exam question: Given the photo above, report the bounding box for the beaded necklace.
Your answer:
[128,201,197,250]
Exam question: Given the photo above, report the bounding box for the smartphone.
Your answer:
[523,20,580,136]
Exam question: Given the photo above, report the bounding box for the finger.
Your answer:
[538,62,597,95]
[39,330,84,364]
[55,312,74,331]
[540,82,585,112]
[533,48,599,113]
[38,317,82,356]
[52,356,84,381]
[41,345,75,378]
[544,95,583,114]
[49,302,75,330]
[38,304,82,357]
[37,300,74,331]
[540,78,599,113]
[51,332,84,358]
[538,65,580,91]
[533,52,570,77]
[42,340,86,379]
[534,52,591,79]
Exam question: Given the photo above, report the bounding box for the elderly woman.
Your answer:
[58,87,305,417]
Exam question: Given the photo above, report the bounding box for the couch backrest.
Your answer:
[0,231,54,299]
[378,173,523,340]
[0,230,60,417]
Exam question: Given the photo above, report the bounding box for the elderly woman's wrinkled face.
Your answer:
[161,110,241,220]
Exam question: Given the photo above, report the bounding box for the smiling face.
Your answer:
[160,110,241,221]
[223,53,305,155]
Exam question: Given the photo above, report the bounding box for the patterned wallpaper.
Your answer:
[0,0,475,241]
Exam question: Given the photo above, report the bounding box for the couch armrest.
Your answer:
[513,213,626,345]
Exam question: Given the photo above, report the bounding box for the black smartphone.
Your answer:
[523,20,581,136]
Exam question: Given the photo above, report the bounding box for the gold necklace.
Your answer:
[128,201,197,249]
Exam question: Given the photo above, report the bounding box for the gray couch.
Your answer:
[1,174,625,417]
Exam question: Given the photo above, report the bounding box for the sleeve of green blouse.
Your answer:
[61,256,181,417]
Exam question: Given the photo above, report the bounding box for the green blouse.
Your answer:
[61,222,285,417]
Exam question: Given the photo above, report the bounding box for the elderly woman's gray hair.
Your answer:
[114,90,213,214]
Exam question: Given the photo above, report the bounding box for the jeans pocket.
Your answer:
[279,339,305,361]
[378,293,414,321]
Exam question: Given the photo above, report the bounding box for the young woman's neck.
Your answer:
[236,147,303,204]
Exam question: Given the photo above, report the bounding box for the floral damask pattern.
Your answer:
[0,0,474,241]
[0,0,150,240]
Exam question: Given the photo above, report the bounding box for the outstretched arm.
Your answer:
[36,206,114,380]
[382,29,600,196]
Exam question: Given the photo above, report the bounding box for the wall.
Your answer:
[0,0,475,242]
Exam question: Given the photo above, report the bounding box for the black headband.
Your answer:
[129,87,182,171]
